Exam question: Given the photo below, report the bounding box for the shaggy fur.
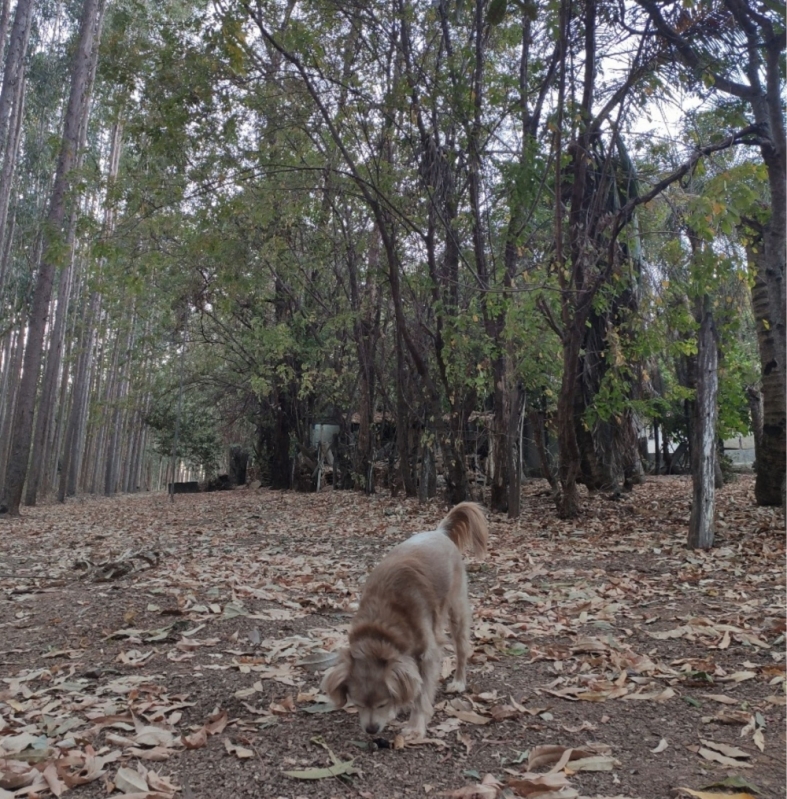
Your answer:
[322,502,488,738]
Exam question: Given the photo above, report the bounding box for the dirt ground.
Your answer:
[0,475,784,799]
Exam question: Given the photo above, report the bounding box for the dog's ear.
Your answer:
[321,649,351,708]
[386,655,422,704]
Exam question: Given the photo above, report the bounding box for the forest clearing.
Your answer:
[0,0,785,795]
[0,477,784,799]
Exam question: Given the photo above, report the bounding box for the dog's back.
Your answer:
[355,502,488,640]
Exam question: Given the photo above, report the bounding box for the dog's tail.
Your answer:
[439,502,488,557]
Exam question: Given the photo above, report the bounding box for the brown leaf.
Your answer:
[181,727,208,749]
[205,709,229,734]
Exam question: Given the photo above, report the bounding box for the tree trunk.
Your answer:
[1,0,105,515]
[748,238,786,505]
[529,408,558,491]
[0,0,33,168]
[104,315,135,495]
[747,385,764,464]
[0,0,12,71]
[556,316,587,517]
[0,326,23,497]
[506,381,525,517]
[654,420,661,474]
[269,389,292,490]
[58,291,99,500]
[687,302,718,550]
[0,52,25,295]
[24,213,79,505]
[394,331,416,497]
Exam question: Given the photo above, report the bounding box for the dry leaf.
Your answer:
[224,739,255,759]
[440,773,502,798]
[677,790,756,799]
[444,708,492,725]
[115,766,149,794]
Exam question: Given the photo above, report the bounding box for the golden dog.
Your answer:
[322,502,488,738]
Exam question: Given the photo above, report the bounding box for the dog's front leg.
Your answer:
[402,648,440,739]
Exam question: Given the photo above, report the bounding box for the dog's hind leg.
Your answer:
[403,646,441,739]
[446,588,471,693]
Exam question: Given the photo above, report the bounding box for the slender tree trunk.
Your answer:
[0,0,31,301]
[506,381,526,516]
[24,213,79,505]
[0,326,22,495]
[529,408,558,491]
[556,317,586,517]
[58,291,98,500]
[58,119,121,500]
[0,0,33,161]
[1,0,105,516]
[654,420,661,474]
[747,385,764,464]
[394,330,416,497]
[0,0,12,72]
[688,301,718,549]
[0,54,25,294]
[104,313,135,495]
[350,229,381,494]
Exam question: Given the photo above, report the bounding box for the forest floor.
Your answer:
[0,475,784,799]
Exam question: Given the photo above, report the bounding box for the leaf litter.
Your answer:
[0,475,783,798]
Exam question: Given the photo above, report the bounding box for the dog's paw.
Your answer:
[402,721,427,740]
[445,679,466,694]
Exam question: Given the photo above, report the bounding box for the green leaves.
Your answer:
[487,0,508,25]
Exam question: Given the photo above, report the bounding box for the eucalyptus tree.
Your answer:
[1,0,106,516]
[0,0,34,288]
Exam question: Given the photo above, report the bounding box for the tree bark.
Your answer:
[687,301,718,549]
[104,313,135,495]
[0,52,25,295]
[0,326,22,496]
[24,212,79,505]
[0,0,33,163]
[748,237,786,505]
[747,385,764,461]
[58,289,99,500]
[0,0,12,72]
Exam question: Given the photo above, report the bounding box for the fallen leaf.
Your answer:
[224,739,255,759]
[678,790,756,799]
[440,773,502,798]
[181,727,208,749]
[283,759,358,780]
[115,766,149,793]
[444,708,492,725]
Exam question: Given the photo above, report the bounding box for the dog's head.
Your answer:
[321,638,422,735]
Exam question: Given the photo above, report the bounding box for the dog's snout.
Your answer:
[365,723,380,735]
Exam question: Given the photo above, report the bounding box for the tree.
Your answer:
[633,0,785,505]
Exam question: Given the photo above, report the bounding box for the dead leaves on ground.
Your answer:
[0,477,784,797]
[0,668,232,796]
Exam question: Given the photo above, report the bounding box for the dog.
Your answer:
[321,502,488,739]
